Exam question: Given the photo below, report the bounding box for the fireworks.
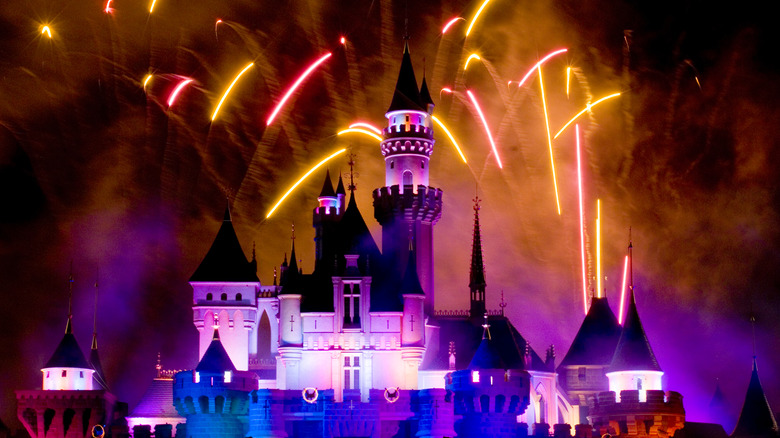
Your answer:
[466,90,502,169]
[167,79,194,107]
[266,52,332,126]
[431,116,467,164]
[466,0,492,37]
[337,128,383,143]
[538,66,561,215]
[553,92,621,139]
[566,67,571,98]
[619,255,628,324]
[104,0,114,14]
[464,54,481,71]
[596,199,602,299]
[348,122,382,136]
[149,0,157,13]
[41,26,52,39]
[576,125,588,315]
[266,149,347,219]
[512,49,568,88]
[211,63,255,122]
[442,17,465,34]
[142,74,152,90]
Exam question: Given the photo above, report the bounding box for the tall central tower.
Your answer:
[373,40,442,315]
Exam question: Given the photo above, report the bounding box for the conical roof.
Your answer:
[190,206,259,282]
[336,174,346,195]
[400,246,425,296]
[419,76,434,108]
[559,297,622,368]
[387,40,423,113]
[608,291,662,372]
[732,359,779,437]
[195,329,236,374]
[469,201,486,291]
[319,169,336,197]
[44,325,91,369]
[89,335,109,390]
[468,320,506,370]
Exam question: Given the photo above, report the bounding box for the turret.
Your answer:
[279,233,303,348]
[469,197,486,319]
[313,170,343,266]
[42,317,95,391]
[190,204,259,371]
[373,40,442,316]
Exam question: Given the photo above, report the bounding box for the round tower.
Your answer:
[277,238,303,390]
[373,41,442,316]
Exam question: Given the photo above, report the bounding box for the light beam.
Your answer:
[167,79,193,107]
[619,255,629,325]
[348,122,381,135]
[596,199,602,299]
[266,148,347,218]
[266,52,332,126]
[466,90,502,168]
[432,115,467,164]
[466,0,491,37]
[513,49,568,88]
[41,26,52,38]
[442,17,465,34]
[211,62,254,121]
[337,128,383,142]
[553,92,621,139]
[464,54,481,70]
[538,66,562,215]
[576,125,588,314]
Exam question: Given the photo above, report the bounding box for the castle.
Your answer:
[13,41,778,438]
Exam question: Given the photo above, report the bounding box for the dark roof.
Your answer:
[400,247,425,296]
[732,359,779,437]
[130,377,182,418]
[558,297,622,368]
[336,174,346,195]
[279,240,302,295]
[89,335,109,390]
[190,207,259,282]
[422,315,547,371]
[468,327,506,370]
[673,422,729,438]
[419,76,434,109]
[44,328,91,369]
[195,330,236,374]
[608,291,662,372]
[319,169,336,197]
[469,202,486,291]
[387,41,423,113]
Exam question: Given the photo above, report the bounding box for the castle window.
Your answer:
[471,371,480,383]
[495,395,506,413]
[390,160,394,169]
[343,284,361,329]
[421,160,425,169]
[343,355,360,390]
[236,293,242,301]
[206,293,212,300]
[480,394,490,413]
[578,367,586,382]
[402,170,413,186]
[46,371,50,378]
[221,293,227,301]
[79,371,84,378]
[224,371,232,383]
[62,370,67,377]
[636,377,643,390]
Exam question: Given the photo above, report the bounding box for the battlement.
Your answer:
[312,205,342,226]
[383,123,434,138]
[380,138,434,157]
[589,390,684,416]
[373,184,443,224]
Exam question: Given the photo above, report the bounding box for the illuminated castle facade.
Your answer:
[15,41,777,438]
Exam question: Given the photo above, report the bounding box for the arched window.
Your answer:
[206,293,212,300]
[390,160,394,169]
[221,293,227,301]
[402,170,413,186]
[215,396,225,414]
[421,160,425,169]
[480,394,490,413]
[236,293,242,301]
[198,396,209,414]
[62,370,67,377]
[495,394,506,413]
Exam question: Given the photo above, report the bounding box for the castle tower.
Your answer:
[373,40,442,315]
[401,242,426,389]
[469,197,486,319]
[313,170,344,268]
[731,358,779,438]
[277,231,303,390]
[173,329,257,438]
[190,205,260,371]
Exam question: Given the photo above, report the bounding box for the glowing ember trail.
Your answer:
[266,148,347,219]
[167,79,194,107]
[142,74,152,90]
[576,125,588,315]
[619,255,629,324]
[466,90,502,168]
[104,0,113,13]
[340,36,346,45]
[432,116,467,164]
[513,49,568,88]
[464,54,481,70]
[337,128,383,143]
[266,52,332,126]
[211,62,254,121]
[596,199,602,299]
[538,66,561,215]
[553,92,621,139]
[566,67,571,98]
[149,0,157,13]
[348,122,381,136]
[41,26,52,38]
[215,20,222,39]
[442,17,464,34]
[466,0,491,37]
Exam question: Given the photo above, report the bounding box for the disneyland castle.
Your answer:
[12,42,779,438]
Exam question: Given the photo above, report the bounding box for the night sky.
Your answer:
[1,0,778,432]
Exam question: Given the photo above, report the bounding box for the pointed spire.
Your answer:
[468,314,506,370]
[419,74,435,113]
[336,172,346,195]
[156,352,162,378]
[628,227,633,292]
[732,359,779,437]
[469,195,487,318]
[608,286,662,372]
[346,152,357,193]
[288,223,298,273]
[387,39,423,113]
[196,327,237,373]
[400,235,425,296]
[92,268,99,351]
[190,204,258,282]
[319,169,336,197]
[66,262,74,334]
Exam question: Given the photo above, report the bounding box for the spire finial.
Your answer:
[628,228,633,291]
[92,266,99,350]
[499,290,507,316]
[481,313,491,340]
[156,352,162,378]
[66,261,74,334]
[346,151,358,192]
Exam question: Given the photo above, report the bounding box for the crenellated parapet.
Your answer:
[588,390,685,437]
[380,132,435,158]
[372,185,443,225]
[16,389,116,438]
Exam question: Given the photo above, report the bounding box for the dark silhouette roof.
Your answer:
[319,169,336,197]
[419,76,434,109]
[468,323,506,370]
[336,174,346,196]
[608,290,662,372]
[558,297,622,368]
[400,246,425,296]
[131,377,182,419]
[673,422,729,438]
[44,325,91,369]
[89,334,109,390]
[732,359,779,437]
[195,329,236,374]
[387,40,423,113]
[190,207,259,282]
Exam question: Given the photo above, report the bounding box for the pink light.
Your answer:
[513,48,568,88]
[167,79,194,107]
[576,124,588,315]
[348,122,381,135]
[466,90,502,169]
[340,36,346,45]
[266,52,332,126]
[442,17,464,34]
[104,0,113,13]
[441,87,453,93]
[619,255,629,325]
